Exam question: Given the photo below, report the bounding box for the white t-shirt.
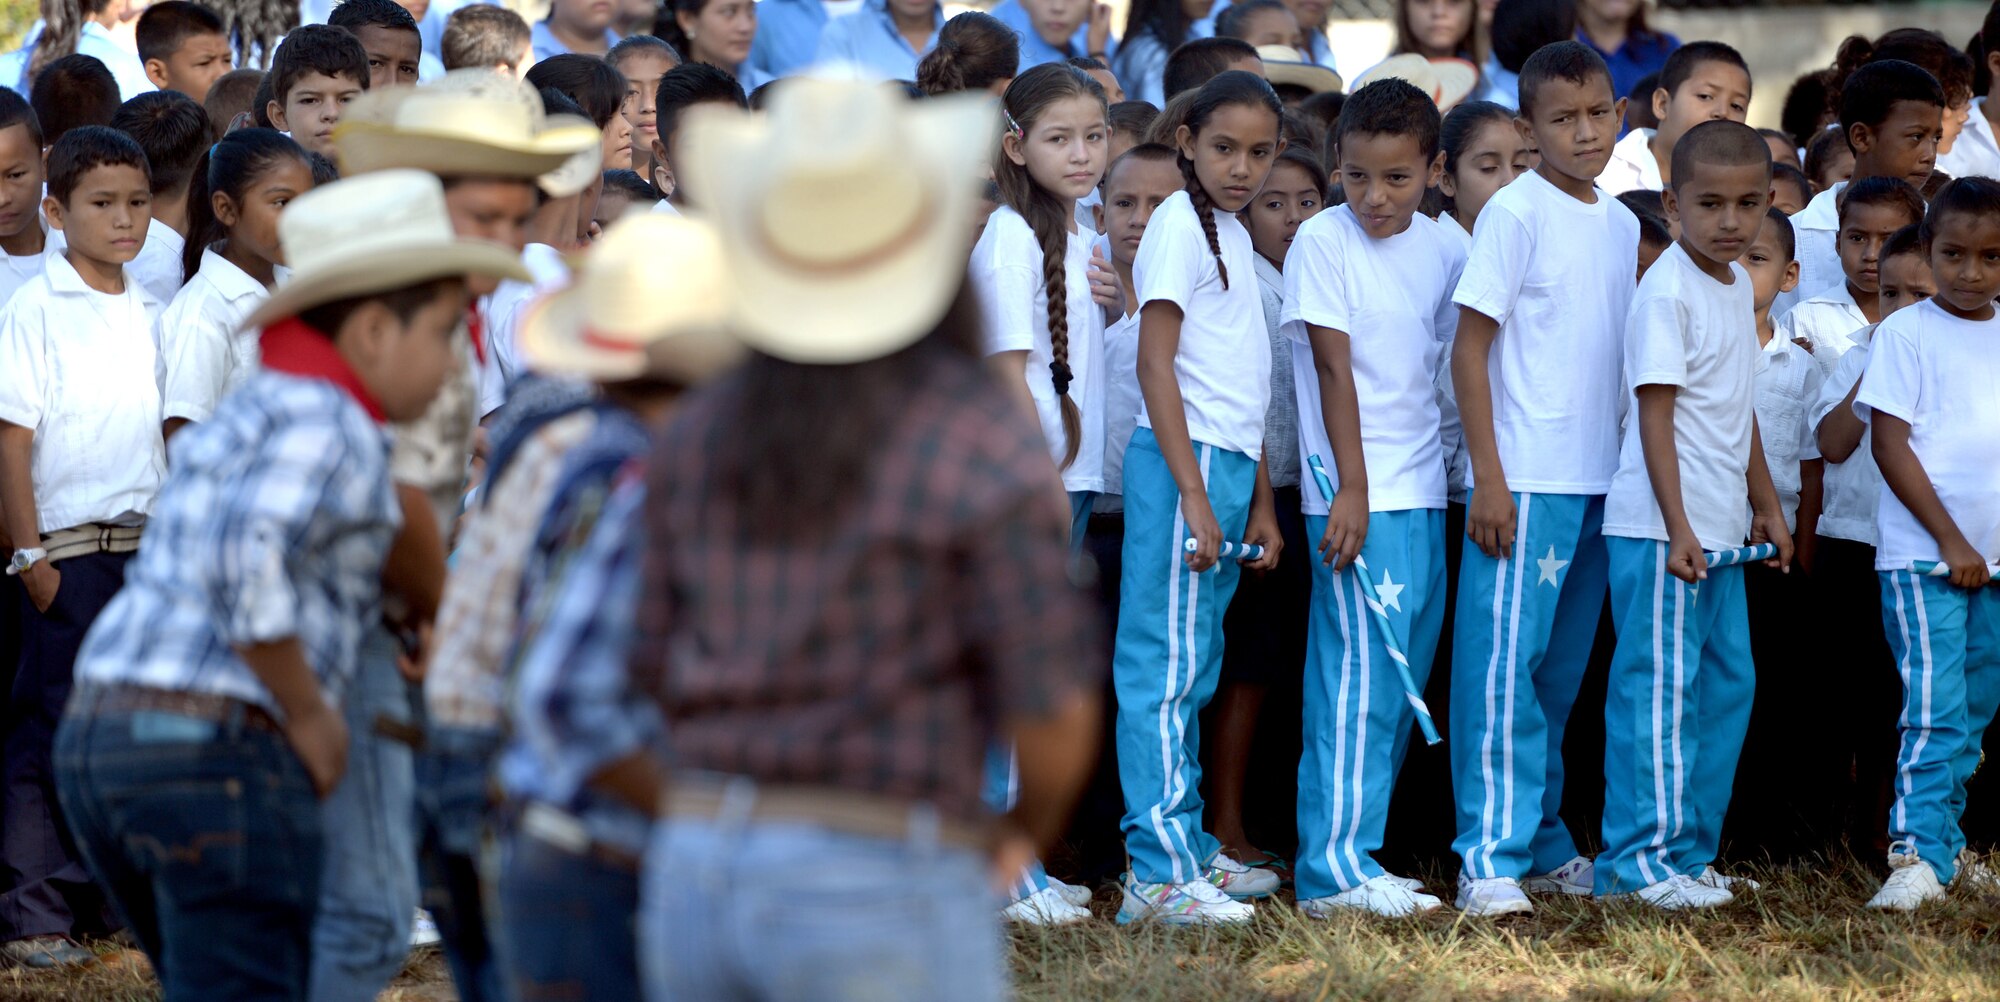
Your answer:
[157,247,279,424]
[1775,281,1867,378]
[1855,299,2000,570]
[1603,244,1757,552]
[0,253,164,533]
[1601,128,1662,195]
[1938,98,2000,183]
[130,218,187,306]
[1752,334,1825,532]
[971,206,1108,493]
[1435,211,1473,500]
[1812,331,1879,544]
[1451,169,1639,495]
[1131,189,1270,460]
[476,242,570,418]
[1788,181,1845,320]
[0,244,52,307]
[1283,206,1461,514]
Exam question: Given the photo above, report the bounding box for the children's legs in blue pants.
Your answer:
[1880,572,2000,883]
[1113,430,1255,886]
[1294,509,1445,899]
[981,744,1050,901]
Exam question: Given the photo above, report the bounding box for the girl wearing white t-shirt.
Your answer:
[1112,70,1284,926]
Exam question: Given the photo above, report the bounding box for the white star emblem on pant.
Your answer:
[1375,569,1404,612]
[1537,545,1569,586]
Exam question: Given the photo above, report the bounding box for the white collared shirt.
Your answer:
[1775,281,1868,378]
[0,239,54,307]
[1602,128,1663,195]
[476,242,570,418]
[1784,180,1847,320]
[1096,238,1141,503]
[158,247,280,424]
[1753,334,1825,532]
[128,219,187,306]
[1811,330,1879,544]
[0,252,165,533]
[1938,97,2000,182]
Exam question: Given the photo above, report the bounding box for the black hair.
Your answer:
[1122,0,1200,59]
[1110,99,1159,139]
[527,53,627,128]
[1803,126,1851,189]
[655,62,746,153]
[1835,29,1974,110]
[0,88,44,148]
[136,1,227,64]
[31,54,120,144]
[608,33,682,73]
[1617,187,1665,227]
[1146,89,1196,145]
[538,86,585,120]
[653,0,713,63]
[1339,77,1442,161]
[1837,59,1945,150]
[916,12,1018,96]
[1177,71,1281,290]
[328,0,419,37]
[1518,39,1612,119]
[1760,206,1795,261]
[29,0,118,84]
[1636,211,1670,248]
[1772,162,1810,206]
[1623,71,1659,130]
[1489,0,1576,76]
[1164,37,1259,101]
[1757,127,1799,166]
[203,68,263,139]
[1838,175,1925,228]
[1102,141,1179,193]
[1297,89,1343,136]
[1281,108,1321,158]
[601,167,661,202]
[1215,0,1291,43]
[1977,3,2000,96]
[747,79,783,111]
[1668,119,1770,194]
[1780,69,1835,150]
[1440,100,1515,176]
[1067,54,1108,73]
[1922,167,1954,202]
[46,124,150,203]
[1920,175,2000,246]
[109,90,209,196]
[1657,40,1748,102]
[307,150,340,184]
[442,4,533,73]
[251,71,275,127]
[269,24,371,104]
[1268,144,1327,195]
[181,127,309,281]
[297,276,463,337]
[1880,221,1924,264]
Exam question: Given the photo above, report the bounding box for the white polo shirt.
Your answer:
[1787,181,1846,321]
[130,218,187,306]
[1753,335,1825,532]
[0,252,165,533]
[1601,127,1662,195]
[0,242,53,307]
[1775,281,1868,378]
[1603,244,1757,552]
[158,247,279,424]
[1811,331,1879,545]
[1451,168,1639,495]
[1855,299,2000,571]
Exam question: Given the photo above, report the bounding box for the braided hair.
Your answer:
[1175,70,1281,291]
[993,63,1109,471]
[29,0,119,82]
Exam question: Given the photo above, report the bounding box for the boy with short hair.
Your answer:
[1634,212,1670,281]
[108,90,209,303]
[203,67,264,138]
[1163,37,1263,102]
[137,1,234,100]
[1597,119,1791,909]
[0,125,166,969]
[331,0,425,90]
[0,90,49,305]
[442,4,533,78]
[1777,176,1925,371]
[53,168,529,1000]
[1771,162,1810,215]
[1746,209,1821,549]
[266,24,371,160]
[647,63,746,212]
[1449,39,1639,918]
[1092,143,1182,516]
[31,54,121,147]
[1603,41,1752,195]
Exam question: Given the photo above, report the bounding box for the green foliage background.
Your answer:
[0,0,33,51]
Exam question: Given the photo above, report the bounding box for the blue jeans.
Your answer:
[639,794,1005,1002]
[310,630,417,1002]
[496,822,640,1000]
[415,727,502,1002]
[54,706,321,1001]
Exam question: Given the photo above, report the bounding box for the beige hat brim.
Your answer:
[1265,60,1343,95]
[516,284,745,384]
[244,241,532,331]
[334,119,602,180]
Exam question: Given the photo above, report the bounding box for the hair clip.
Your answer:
[1004,110,1025,140]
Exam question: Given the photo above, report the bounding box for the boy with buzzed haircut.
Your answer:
[647,62,746,212]
[137,1,233,99]
[203,68,264,137]
[31,54,120,148]
[0,126,165,969]
[331,0,425,90]
[442,4,533,78]
[0,90,49,306]
[266,24,371,160]
[1603,40,1752,195]
[1448,39,1639,918]
[108,90,209,303]
[1597,119,1791,909]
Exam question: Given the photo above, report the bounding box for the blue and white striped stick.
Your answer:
[1912,561,2000,581]
[1182,539,1267,561]
[1307,455,1442,746]
[1704,543,1777,570]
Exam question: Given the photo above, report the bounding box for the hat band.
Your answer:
[580,327,645,354]
[752,190,935,277]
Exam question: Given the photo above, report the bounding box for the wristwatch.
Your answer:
[7,548,46,577]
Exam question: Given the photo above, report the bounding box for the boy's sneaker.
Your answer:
[1523,856,1594,896]
[1049,877,1094,908]
[1205,853,1279,900]
[1387,874,1426,892]
[1694,866,1760,893]
[1954,849,2000,895]
[1299,875,1443,918]
[1003,886,1092,926]
[1606,873,1733,910]
[1868,843,1945,911]
[409,909,442,948]
[1456,876,1533,917]
[0,936,93,969]
[1117,874,1255,925]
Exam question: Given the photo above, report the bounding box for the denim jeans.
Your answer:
[415,727,503,1002]
[495,822,641,1001]
[310,629,417,1002]
[639,787,1006,1002]
[54,706,321,1001]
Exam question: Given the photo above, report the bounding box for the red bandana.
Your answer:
[466,302,486,365]
[259,317,388,423]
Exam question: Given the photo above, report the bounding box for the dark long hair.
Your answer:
[1124,0,1197,56]
[1176,71,1282,291]
[182,127,311,283]
[917,12,1019,96]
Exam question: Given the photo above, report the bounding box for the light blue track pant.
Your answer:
[1114,429,1256,886]
[1450,493,1609,881]
[1597,537,1753,894]
[1880,570,2000,884]
[1295,508,1446,899]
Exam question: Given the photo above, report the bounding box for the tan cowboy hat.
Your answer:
[678,77,998,365]
[246,170,532,330]
[1256,45,1343,95]
[1352,54,1479,111]
[517,214,744,384]
[334,69,601,181]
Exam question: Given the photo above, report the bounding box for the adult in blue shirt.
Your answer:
[990,0,1113,70]
[532,0,621,61]
[748,0,840,80]
[1573,0,1676,109]
[816,0,944,81]
[0,13,152,101]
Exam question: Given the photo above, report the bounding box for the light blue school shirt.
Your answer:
[749,0,828,79]
[299,0,489,58]
[990,0,1114,69]
[814,0,940,81]
[530,20,620,62]
[0,21,153,102]
[1475,53,1517,109]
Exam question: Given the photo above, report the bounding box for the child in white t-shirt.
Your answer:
[1775,176,1923,375]
[1092,143,1184,512]
[0,91,50,308]
[1600,42,1751,196]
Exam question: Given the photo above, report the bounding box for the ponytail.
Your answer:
[29,0,90,84]
[917,12,1019,97]
[183,127,312,283]
[182,143,217,282]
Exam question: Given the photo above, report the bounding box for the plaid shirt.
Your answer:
[74,372,400,714]
[635,345,1105,822]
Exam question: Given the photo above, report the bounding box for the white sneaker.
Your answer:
[1299,875,1443,918]
[1523,856,1594,896]
[409,909,441,948]
[1606,873,1733,910]
[1205,853,1279,900]
[1003,886,1092,926]
[1117,874,1256,925]
[1868,843,1946,911]
[1049,877,1094,908]
[1455,876,1533,917]
[1387,874,1425,892]
[1694,866,1760,893]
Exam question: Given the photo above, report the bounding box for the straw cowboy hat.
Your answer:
[1256,45,1343,95]
[1352,54,1479,111]
[333,69,601,181]
[517,214,744,384]
[678,77,998,365]
[246,169,532,330]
